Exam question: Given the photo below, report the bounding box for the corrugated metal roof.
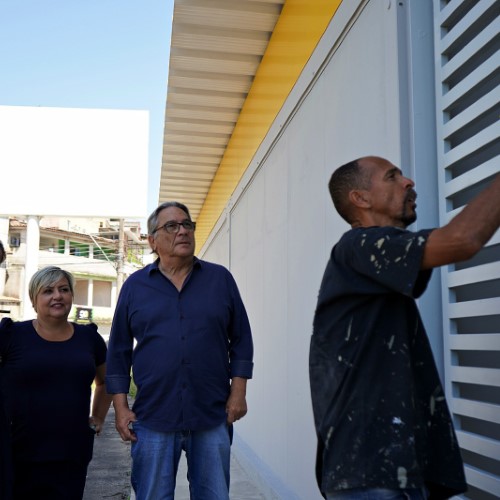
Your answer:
[159,0,286,219]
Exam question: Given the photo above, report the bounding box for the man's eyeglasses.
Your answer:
[153,220,196,234]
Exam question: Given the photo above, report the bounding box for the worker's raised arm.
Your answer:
[422,174,500,269]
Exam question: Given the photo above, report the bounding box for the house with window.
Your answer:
[0,217,150,322]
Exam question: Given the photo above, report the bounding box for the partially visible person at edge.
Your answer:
[0,266,112,499]
[106,201,254,500]
[310,156,500,499]
[0,240,12,500]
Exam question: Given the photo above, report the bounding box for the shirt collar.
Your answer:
[148,256,201,275]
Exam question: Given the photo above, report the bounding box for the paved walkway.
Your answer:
[83,403,268,500]
[83,402,132,500]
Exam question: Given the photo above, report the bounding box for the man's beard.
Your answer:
[401,189,417,227]
[401,211,417,227]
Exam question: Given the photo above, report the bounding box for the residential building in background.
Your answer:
[0,217,150,322]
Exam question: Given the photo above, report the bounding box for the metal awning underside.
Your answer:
[159,0,286,220]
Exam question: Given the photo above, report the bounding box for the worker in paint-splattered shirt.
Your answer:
[311,156,499,499]
[311,225,464,498]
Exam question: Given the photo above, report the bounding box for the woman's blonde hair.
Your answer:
[29,266,75,308]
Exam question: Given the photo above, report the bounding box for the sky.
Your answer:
[0,0,174,225]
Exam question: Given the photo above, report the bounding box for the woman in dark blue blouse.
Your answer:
[0,240,13,500]
[0,266,112,500]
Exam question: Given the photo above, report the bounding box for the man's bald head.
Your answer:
[328,157,381,224]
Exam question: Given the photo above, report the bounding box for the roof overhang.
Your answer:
[160,0,342,252]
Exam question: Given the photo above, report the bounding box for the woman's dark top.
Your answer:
[0,319,106,465]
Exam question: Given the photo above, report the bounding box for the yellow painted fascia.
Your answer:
[195,0,342,253]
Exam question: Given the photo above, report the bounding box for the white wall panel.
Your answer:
[201,218,229,268]
[199,0,444,497]
[322,1,403,164]
[227,1,404,497]
[283,86,330,499]
[230,140,292,489]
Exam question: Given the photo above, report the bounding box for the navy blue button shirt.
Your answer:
[106,257,253,432]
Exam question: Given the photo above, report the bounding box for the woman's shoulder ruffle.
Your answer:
[0,317,14,331]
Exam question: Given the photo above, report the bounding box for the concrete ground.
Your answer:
[83,402,132,500]
[83,324,131,499]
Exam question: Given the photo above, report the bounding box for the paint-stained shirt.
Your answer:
[106,257,253,432]
[310,226,467,498]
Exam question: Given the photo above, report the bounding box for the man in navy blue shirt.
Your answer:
[310,157,500,499]
[106,201,253,500]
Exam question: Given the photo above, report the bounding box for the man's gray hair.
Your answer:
[147,201,192,236]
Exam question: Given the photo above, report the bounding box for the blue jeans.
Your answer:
[131,421,231,500]
[326,488,428,500]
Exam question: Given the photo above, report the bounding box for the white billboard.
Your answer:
[0,105,149,218]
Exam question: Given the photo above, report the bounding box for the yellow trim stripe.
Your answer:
[195,0,342,253]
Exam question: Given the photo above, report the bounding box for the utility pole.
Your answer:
[22,216,40,319]
[116,218,125,296]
